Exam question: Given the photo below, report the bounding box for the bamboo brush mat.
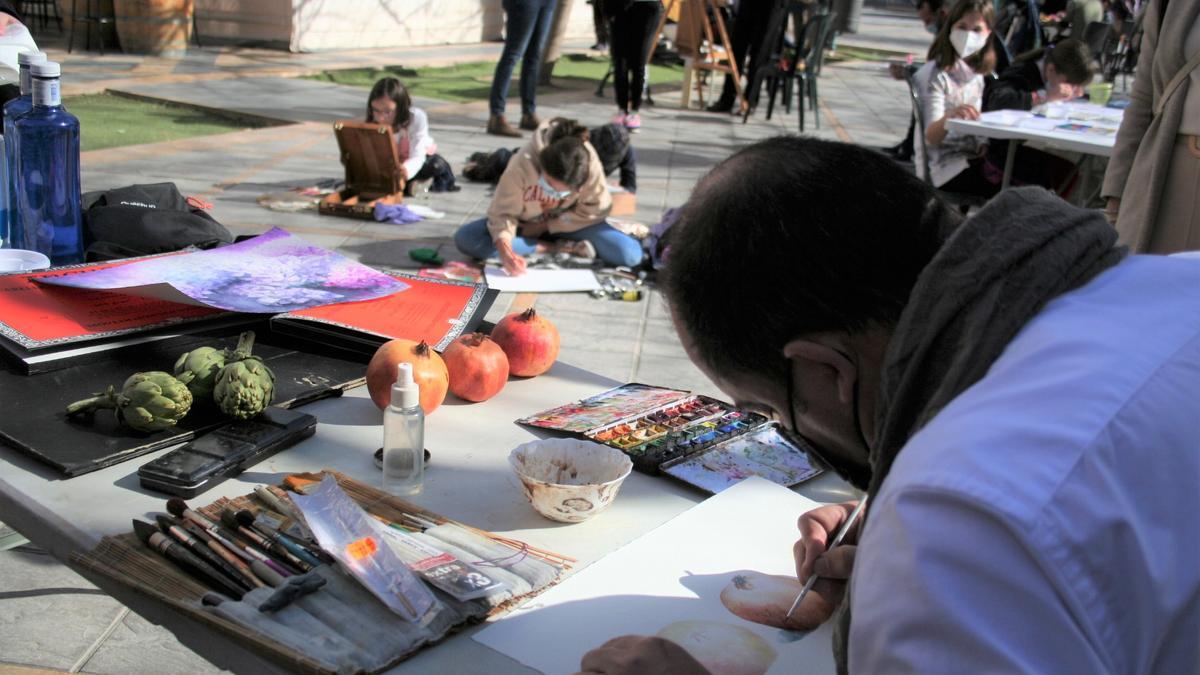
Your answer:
[73,469,572,674]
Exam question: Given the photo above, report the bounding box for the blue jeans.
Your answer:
[489,0,558,117]
[454,217,644,268]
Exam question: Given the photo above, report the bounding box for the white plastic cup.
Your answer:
[0,248,51,272]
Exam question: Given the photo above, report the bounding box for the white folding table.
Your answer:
[947,102,1122,190]
[0,361,853,673]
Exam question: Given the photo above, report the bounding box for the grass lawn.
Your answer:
[302,54,686,103]
[66,93,270,152]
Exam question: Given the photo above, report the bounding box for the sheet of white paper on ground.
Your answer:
[484,267,602,293]
[473,477,837,675]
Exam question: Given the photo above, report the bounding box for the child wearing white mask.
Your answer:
[912,0,1001,197]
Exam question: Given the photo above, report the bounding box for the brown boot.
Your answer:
[487,115,522,138]
[519,112,540,131]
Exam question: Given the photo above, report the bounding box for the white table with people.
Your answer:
[946,100,1124,188]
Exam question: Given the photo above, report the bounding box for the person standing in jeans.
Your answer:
[605,0,664,131]
[487,0,559,138]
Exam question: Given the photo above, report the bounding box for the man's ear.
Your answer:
[782,339,857,405]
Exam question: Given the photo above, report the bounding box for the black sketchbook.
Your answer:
[0,330,368,477]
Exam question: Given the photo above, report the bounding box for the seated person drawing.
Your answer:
[984,38,1092,111]
[367,77,450,196]
[977,39,1092,194]
[454,118,643,275]
[464,122,638,194]
[913,0,1002,197]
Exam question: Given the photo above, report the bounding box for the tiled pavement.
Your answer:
[1,10,921,673]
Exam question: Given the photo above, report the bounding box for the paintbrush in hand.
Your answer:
[785,496,870,620]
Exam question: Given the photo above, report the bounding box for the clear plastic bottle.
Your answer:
[383,362,425,495]
[2,50,46,249]
[13,60,83,264]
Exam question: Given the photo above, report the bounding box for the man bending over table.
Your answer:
[577,137,1200,674]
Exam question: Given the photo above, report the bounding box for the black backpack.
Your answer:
[82,182,233,261]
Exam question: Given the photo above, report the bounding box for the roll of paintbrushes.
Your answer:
[167,498,257,565]
[133,520,244,599]
[221,510,312,572]
[179,517,297,578]
[235,509,323,569]
[154,515,254,592]
[158,515,266,589]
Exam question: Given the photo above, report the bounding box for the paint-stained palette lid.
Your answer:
[516,383,689,434]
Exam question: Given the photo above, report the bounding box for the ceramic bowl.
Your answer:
[0,249,50,273]
[509,438,634,523]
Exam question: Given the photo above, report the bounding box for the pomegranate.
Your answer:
[490,308,560,377]
[443,333,509,402]
[366,339,449,414]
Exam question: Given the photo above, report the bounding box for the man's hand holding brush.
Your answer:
[787,499,867,629]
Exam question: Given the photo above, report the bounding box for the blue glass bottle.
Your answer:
[14,61,83,265]
[3,51,46,250]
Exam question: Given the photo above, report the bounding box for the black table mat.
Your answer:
[0,330,368,477]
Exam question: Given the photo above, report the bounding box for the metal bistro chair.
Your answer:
[744,4,834,131]
[794,7,836,132]
[68,0,117,54]
[16,0,63,32]
[905,69,988,213]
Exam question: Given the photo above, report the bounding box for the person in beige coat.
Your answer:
[455,118,642,275]
[1102,0,1200,253]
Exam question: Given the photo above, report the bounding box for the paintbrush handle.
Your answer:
[246,526,311,572]
[147,532,244,599]
[785,573,821,619]
[275,531,323,568]
[206,539,268,589]
[167,525,253,593]
[785,496,870,620]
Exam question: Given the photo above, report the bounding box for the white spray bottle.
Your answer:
[383,362,424,495]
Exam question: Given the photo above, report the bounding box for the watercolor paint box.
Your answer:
[517,384,824,494]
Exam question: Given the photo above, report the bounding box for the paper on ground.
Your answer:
[473,477,837,675]
[484,267,602,293]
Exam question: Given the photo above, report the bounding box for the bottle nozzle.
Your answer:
[391,362,421,410]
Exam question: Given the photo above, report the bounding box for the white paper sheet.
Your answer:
[473,477,838,675]
[484,267,602,293]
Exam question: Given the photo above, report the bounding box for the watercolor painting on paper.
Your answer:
[34,228,407,313]
[474,477,837,675]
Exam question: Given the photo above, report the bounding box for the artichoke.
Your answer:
[173,345,228,400]
[213,331,276,420]
[66,371,194,433]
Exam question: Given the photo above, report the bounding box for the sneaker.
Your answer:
[612,111,627,126]
[624,112,642,131]
[554,239,597,260]
[486,115,522,138]
[519,113,541,131]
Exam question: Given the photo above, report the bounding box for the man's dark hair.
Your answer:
[539,118,593,189]
[917,0,944,13]
[662,137,961,380]
[366,77,412,132]
[1046,39,1094,85]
